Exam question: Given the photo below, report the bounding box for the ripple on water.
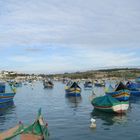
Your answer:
[0,81,140,140]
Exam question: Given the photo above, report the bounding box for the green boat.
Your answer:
[0,108,49,140]
[91,95,129,114]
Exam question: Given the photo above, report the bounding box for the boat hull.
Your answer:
[65,87,81,97]
[65,92,81,97]
[0,93,15,104]
[84,87,93,90]
[130,90,140,96]
[93,102,129,113]
[84,85,93,90]
[126,82,140,96]
[91,95,129,114]
[65,82,81,97]
[84,82,93,89]
[44,85,53,88]
[94,83,105,87]
[106,90,130,101]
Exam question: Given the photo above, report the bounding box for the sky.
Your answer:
[0,0,140,74]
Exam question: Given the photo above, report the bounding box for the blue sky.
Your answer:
[0,0,140,73]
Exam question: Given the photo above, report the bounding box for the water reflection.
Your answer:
[65,96,82,108]
[0,101,16,131]
[0,101,15,114]
[91,109,127,126]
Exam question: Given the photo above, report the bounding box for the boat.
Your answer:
[105,82,130,101]
[43,80,54,88]
[0,82,16,104]
[84,81,93,89]
[126,81,140,96]
[126,81,138,89]
[94,80,105,87]
[65,81,81,96]
[0,108,49,140]
[8,80,22,88]
[130,90,140,96]
[62,78,68,84]
[105,84,114,93]
[14,82,22,88]
[91,95,129,113]
[0,101,15,110]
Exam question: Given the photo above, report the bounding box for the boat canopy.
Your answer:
[115,82,128,91]
[70,82,81,89]
[92,95,120,107]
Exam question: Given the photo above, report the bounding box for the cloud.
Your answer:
[10,56,34,63]
[0,0,140,47]
[0,0,140,73]
[5,47,139,73]
[25,47,43,52]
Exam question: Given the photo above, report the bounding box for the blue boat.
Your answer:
[130,90,140,96]
[106,82,130,101]
[127,81,140,88]
[84,81,93,89]
[106,90,130,101]
[43,80,54,88]
[0,82,16,104]
[126,81,140,96]
[94,80,105,87]
[65,81,81,96]
[0,101,15,110]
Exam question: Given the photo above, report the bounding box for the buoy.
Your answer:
[90,118,96,128]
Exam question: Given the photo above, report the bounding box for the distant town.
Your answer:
[1,68,140,81]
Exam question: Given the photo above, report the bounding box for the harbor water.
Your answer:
[0,81,140,140]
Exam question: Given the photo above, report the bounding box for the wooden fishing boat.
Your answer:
[0,82,16,104]
[84,81,93,89]
[0,108,49,140]
[94,80,105,87]
[126,81,140,89]
[106,90,130,101]
[0,101,14,110]
[106,82,130,101]
[91,95,129,114]
[43,80,54,88]
[130,90,140,96]
[65,81,81,96]
[126,81,140,96]
[8,81,22,88]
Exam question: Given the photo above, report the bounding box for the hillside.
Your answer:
[49,68,140,80]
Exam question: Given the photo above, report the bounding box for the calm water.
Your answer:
[0,81,140,140]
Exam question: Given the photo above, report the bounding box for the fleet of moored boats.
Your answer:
[1,77,140,139]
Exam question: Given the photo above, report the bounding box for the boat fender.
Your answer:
[90,118,96,128]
